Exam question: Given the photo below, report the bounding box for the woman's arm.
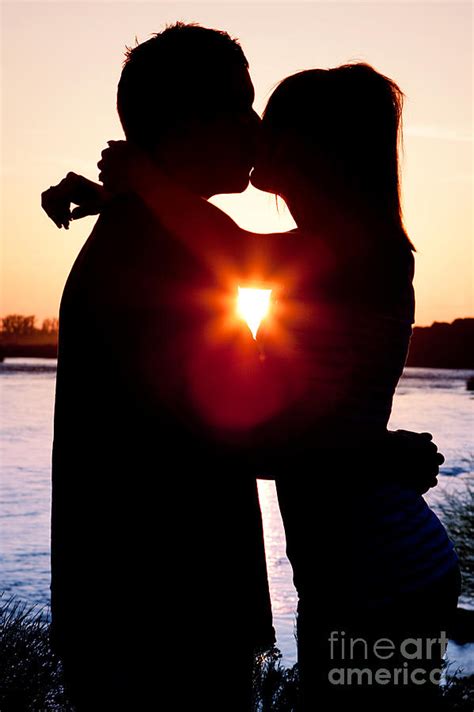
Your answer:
[41,173,112,229]
[98,141,291,274]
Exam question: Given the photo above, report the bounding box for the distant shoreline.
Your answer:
[0,343,58,360]
[405,318,473,369]
[1,318,472,368]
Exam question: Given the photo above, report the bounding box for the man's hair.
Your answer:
[117,23,249,151]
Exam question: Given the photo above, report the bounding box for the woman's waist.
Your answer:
[277,477,449,548]
[281,482,457,601]
[352,484,448,539]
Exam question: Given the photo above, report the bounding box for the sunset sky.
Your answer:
[1,1,472,326]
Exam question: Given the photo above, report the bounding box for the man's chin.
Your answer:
[249,169,270,193]
[221,174,251,195]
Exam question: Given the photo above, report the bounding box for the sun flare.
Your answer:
[237,287,272,339]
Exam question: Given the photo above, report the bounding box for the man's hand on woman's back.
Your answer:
[385,429,443,494]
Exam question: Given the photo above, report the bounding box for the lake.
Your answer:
[1,360,473,670]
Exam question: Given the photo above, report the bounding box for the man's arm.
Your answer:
[379,429,442,494]
[247,426,442,494]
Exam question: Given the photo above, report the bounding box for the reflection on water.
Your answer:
[0,360,473,668]
[257,479,298,663]
[1,359,54,616]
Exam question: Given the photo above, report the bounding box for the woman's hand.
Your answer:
[41,172,108,229]
[97,140,155,196]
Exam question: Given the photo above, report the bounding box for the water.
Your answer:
[1,360,473,671]
[1,360,55,612]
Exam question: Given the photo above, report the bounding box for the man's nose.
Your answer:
[244,110,262,144]
[237,110,261,164]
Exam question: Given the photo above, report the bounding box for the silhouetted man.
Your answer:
[50,25,272,711]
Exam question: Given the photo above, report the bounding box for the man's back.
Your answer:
[50,195,274,704]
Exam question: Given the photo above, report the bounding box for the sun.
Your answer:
[237,287,272,339]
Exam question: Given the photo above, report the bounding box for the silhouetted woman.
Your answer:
[45,64,460,710]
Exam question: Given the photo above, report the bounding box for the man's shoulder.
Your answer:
[103,191,152,223]
[90,193,169,263]
[63,194,164,309]
[94,193,163,247]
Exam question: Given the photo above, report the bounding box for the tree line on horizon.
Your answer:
[405,318,473,369]
[1,315,58,337]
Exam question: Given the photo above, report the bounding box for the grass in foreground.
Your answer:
[1,595,474,711]
[436,480,474,602]
[0,597,72,711]
[2,485,473,710]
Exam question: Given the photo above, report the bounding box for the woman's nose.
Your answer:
[251,109,262,129]
[240,108,262,128]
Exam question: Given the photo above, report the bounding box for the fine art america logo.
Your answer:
[327,630,449,686]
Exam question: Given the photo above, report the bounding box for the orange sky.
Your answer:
[1,1,472,326]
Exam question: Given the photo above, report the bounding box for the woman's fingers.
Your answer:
[42,172,104,227]
[97,144,129,190]
[97,153,114,184]
[41,184,72,229]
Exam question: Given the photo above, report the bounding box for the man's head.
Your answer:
[117,23,259,198]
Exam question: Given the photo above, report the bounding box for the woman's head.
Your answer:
[252,63,409,241]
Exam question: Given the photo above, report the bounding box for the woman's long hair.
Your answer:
[262,63,415,250]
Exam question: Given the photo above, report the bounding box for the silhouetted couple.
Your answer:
[43,23,460,711]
